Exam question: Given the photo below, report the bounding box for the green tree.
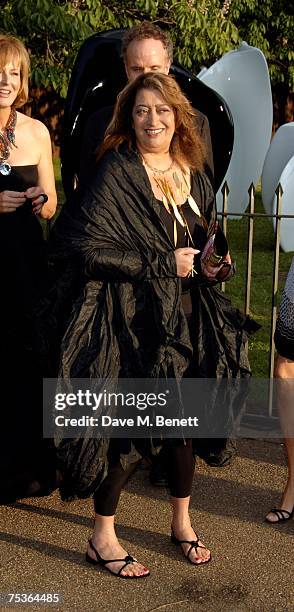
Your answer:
[229,0,294,89]
[1,0,240,97]
[1,0,292,149]
[1,0,293,96]
[2,0,93,97]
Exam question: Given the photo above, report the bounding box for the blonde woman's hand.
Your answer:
[0,190,26,213]
[175,247,200,277]
[24,186,47,215]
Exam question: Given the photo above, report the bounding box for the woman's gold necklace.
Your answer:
[143,157,174,175]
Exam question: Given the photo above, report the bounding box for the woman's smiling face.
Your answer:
[132,87,175,155]
[0,60,21,109]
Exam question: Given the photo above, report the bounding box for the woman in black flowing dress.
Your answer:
[49,72,256,577]
[0,34,57,501]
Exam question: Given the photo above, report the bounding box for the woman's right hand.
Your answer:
[0,190,26,214]
[174,247,200,277]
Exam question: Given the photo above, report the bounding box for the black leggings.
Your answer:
[93,439,195,516]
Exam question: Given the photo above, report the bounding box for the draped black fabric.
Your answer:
[47,146,200,381]
[42,144,257,500]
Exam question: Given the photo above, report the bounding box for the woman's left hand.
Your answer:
[201,251,232,280]
[24,186,47,215]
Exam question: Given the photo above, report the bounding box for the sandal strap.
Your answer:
[172,529,206,551]
[174,537,199,546]
[186,540,207,562]
[270,508,292,520]
[117,555,137,576]
[104,554,135,566]
[88,540,137,569]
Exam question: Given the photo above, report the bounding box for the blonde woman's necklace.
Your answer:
[0,108,17,176]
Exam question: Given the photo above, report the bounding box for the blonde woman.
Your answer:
[0,34,57,502]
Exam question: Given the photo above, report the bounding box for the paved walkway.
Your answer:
[0,439,293,612]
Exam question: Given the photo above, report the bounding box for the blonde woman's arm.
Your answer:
[24,119,57,219]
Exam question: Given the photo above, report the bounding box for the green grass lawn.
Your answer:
[52,157,293,377]
[224,191,293,377]
[53,157,65,211]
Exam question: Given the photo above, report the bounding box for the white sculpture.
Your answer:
[198,42,273,216]
[277,154,294,253]
[261,122,294,252]
[261,122,294,211]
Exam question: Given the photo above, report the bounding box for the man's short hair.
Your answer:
[121,21,173,63]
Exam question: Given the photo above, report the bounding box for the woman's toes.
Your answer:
[199,547,211,563]
[121,562,149,577]
[173,526,211,565]
[191,543,211,564]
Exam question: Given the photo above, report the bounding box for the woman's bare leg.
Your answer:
[266,355,294,522]
[171,496,211,563]
[87,513,149,577]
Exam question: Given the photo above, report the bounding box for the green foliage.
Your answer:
[1,0,293,97]
[229,0,294,89]
[1,0,93,97]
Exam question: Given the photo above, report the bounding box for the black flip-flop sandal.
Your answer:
[171,528,211,565]
[85,539,150,579]
[265,507,294,524]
